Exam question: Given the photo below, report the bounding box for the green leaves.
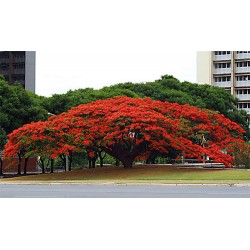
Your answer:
[0,78,48,135]
[0,127,7,149]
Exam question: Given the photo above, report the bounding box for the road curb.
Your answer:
[1,181,250,186]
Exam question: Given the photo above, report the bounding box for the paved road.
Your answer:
[0,184,250,197]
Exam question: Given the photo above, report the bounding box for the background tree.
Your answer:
[230,142,250,168]
[0,77,49,136]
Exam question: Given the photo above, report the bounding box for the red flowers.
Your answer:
[4,97,245,168]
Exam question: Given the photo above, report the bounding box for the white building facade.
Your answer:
[197,51,250,116]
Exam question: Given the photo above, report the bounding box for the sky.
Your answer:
[36,51,197,96]
[3,1,249,98]
[2,1,250,249]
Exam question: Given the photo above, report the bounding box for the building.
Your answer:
[0,51,36,93]
[197,51,250,117]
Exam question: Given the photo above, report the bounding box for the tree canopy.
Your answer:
[42,75,249,135]
[4,97,245,168]
[0,76,48,148]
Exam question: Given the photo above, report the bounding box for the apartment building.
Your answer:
[0,51,36,93]
[197,51,250,117]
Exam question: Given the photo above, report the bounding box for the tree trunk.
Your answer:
[60,155,66,171]
[91,158,96,168]
[88,156,92,168]
[69,152,72,171]
[41,159,45,174]
[50,158,54,173]
[17,153,22,175]
[100,156,104,168]
[115,159,120,166]
[120,158,134,169]
[88,156,96,168]
[64,157,66,172]
[101,142,147,169]
[102,150,134,168]
[23,158,29,175]
[98,151,106,168]
[0,159,3,175]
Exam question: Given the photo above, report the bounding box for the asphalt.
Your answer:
[1,184,250,198]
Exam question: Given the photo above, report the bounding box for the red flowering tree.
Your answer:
[3,121,54,174]
[4,97,245,169]
[3,116,78,173]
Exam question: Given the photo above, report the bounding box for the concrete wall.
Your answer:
[196,51,212,85]
[25,51,36,93]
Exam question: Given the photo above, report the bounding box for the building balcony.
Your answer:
[13,69,25,74]
[214,81,231,88]
[235,80,250,87]
[235,67,250,73]
[235,53,250,60]
[13,57,25,63]
[214,68,231,74]
[236,94,250,101]
[0,69,9,74]
[213,54,231,61]
[0,58,10,63]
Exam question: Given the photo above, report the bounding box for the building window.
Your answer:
[215,62,231,68]
[236,51,250,54]
[237,103,250,109]
[13,64,25,70]
[236,61,250,67]
[214,51,231,55]
[236,75,250,81]
[236,89,250,95]
[0,64,9,70]
[0,52,9,59]
[214,76,231,82]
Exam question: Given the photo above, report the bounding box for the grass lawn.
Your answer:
[1,165,250,184]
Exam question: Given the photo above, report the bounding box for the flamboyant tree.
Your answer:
[42,74,249,137]
[3,121,51,174]
[3,117,78,173]
[4,97,245,169]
